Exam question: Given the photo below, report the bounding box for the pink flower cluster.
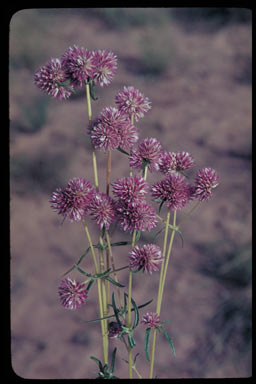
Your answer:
[34,45,117,99]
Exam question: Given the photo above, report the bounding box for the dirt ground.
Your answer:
[10,8,252,379]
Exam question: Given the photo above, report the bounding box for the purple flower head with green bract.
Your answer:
[129,244,163,274]
[34,58,74,100]
[92,50,117,87]
[115,86,151,121]
[89,107,138,151]
[130,138,162,173]
[151,173,191,211]
[194,167,219,201]
[112,175,148,206]
[61,45,95,87]
[115,200,157,233]
[89,193,116,230]
[108,321,125,339]
[58,277,88,310]
[141,312,161,328]
[50,178,95,222]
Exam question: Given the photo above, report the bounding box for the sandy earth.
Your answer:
[10,8,252,379]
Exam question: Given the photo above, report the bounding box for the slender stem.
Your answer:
[106,230,122,307]
[85,82,99,192]
[149,210,176,379]
[129,113,135,177]
[127,229,137,379]
[106,150,112,195]
[121,336,142,379]
[143,164,148,181]
[83,222,107,364]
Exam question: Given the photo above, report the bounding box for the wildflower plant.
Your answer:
[35,45,219,379]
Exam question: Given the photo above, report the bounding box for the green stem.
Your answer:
[106,230,122,307]
[177,201,201,228]
[85,82,99,192]
[127,229,137,379]
[149,210,176,379]
[83,222,107,364]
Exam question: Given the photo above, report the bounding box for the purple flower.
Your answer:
[34,58,74,100]
[129,138,162,173]
[141,312,161,328]
[89,107,137,151]
[89,193,116,230]
[151,173,191,211]
[108,321,125,339]
[129,244,163,274]
[50,178,95,222]
[115,86,151,121]
[194,167,219,201]
[58,277,88,310]
[61,45,95,87]
[158,151,177,175]
[112,175,148,205]
[115,200,157,233]
[175,151,195,171]
[92,50,117,87]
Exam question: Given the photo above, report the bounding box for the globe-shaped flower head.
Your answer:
[129,138,162,173]
[88,193,116,230]
[112,175,148,206]
[61,45,95,87]
[194,167,219,201]
[50,178,95,222]
[34,58,74,100]
[141,312,161,329]
[92,50,118,87]
[58,277,88,310]
[151,173,192,211]
[129,244,163,274]
[115,86,151,121]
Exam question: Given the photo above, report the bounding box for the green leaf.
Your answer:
[128,333,136,348]
[117,146,130,156]
[131,296,139,329]
[84,313,116,323]
[90,356,104,372]
[144,328,151,362]
[110,348,117,374]
[135,230,141,243]
[95,268,112,279]
[159,326,176,357]
[137,298,153,310]
[112,292,122,327]
[133,352,140,365]
[111,241,130,247]
[86,279,95,292]
[89,80,98,101]
[62,246,91,276]
[105,276,125,288]
[74,265,92,277]
[159,199,165,213]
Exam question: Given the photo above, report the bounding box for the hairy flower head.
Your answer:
[34,58,74,100]
[112,175,148,205]
[92,50,117,87]
[129,244,163,274]
[129,137,162,173]
[141,312,161,328]
[151,173,191,211]
[115,86,151,121]
[50,178,95,222]
[89,193,116,230]
[61,45,95,87]
[58,277,88,310]
[194,167,219,201]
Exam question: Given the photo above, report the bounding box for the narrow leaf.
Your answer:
[152,198,164,203]
[111,241,130,247]
[112,292,122,326]
[128,333,136,348]
[159,326,176,357]
[137,298,153,310]
[84,313,115,323]
[62,246,90,276]
[90,356,103,372]
[131,296,139,329]
[74,265,92,277]
[110,347,117,374]
[86,279,95,292]
[106,276,125,288]
[117,146,130,156]
[144,328,151,362]
[135,230,141,243]
[89,80,98,101]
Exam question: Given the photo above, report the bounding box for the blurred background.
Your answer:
[10,8,252,379]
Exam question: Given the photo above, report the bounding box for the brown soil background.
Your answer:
[10,8,252,379]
